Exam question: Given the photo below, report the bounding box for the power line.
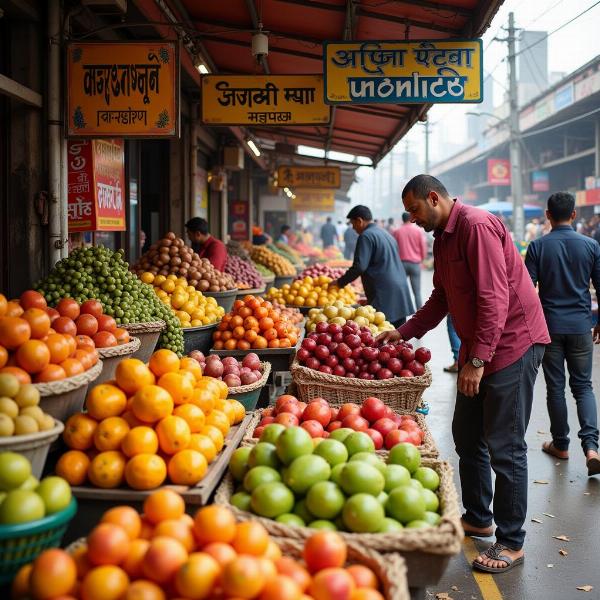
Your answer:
[521,0,567,30]
[513,0,600,59]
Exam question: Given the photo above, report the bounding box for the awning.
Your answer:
[180,0,504,165]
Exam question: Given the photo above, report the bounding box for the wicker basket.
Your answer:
[35,361,103,422]
[122,320,165,363]
[0,498,77,584]
[276,537,409,600]
[240,408,438,459]
[227,362,272,411]
[291,360,431,413]
[0,420,64,478]
[215,458,462,556]
[94,337,141,385]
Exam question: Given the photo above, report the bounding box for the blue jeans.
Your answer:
[542,333,599,454]
[447,316,460,361]
[452,344,545,549]
[401,261,422,309]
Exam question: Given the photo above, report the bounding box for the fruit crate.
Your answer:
[227,362,272,411]
[275,537,409,600]
[182,323,219,355]
[203,289,238,313]
[0,498,78,584]
[0,420,64,479]
[69,412,253,506]
[239,409,438,459]
[214,458,462,592]
[290,360,431,413]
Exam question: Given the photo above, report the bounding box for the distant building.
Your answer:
[518,30,548,106]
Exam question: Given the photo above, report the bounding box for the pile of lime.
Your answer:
[252,262,275,278]
[35,246,183,354]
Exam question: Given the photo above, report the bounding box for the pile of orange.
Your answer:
[212,295,300,351]
[0,290,100,384]
[12,490,386,600]
[56,349,245,490]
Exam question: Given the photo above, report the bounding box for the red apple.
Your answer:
[342,414,369,432]
[315,321,329,334]
[275,412,300,427]
[279,401,303,420]
[345,334,361,349]
[336,343,352,360]
[317,333,332,346]
[360,397,386,422]
[306,357,321,370]
[330,407,339,421]
[337,403,361,421]
[332,365,346,377]
[318,365,333,375]
[275,395,298,413]
[302,338,317,351]
[315,345,330,360]
[384,428,411,449]
[259,416,275,426]
[262,407,274,417]
[301,419,325,438]
[302,401,332,427]
[406,360,425,376]
[400,347,415,362]
[387,358,404,375]
[399,369,415,378]
[372,417,397,438]
[297,348,311,364]
[365,428,384,450]
[415,347,431,364]
[327,420,342,432]
[325,355,339,368]
[377,368,393,380]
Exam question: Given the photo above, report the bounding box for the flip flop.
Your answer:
[542,441,569,460]
[472,543,525,574]
[587,456,600,477]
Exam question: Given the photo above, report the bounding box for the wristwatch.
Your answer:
[470,357,485,368]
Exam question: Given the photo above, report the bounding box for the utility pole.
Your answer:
[424,120,431,173]
[507,11,525,241]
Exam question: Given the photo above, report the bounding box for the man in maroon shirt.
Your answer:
[379,175,550,573]
[185,217,227,272]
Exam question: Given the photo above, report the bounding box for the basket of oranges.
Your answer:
[122,320,165,363]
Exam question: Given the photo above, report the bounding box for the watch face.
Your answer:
[472,358,484,368]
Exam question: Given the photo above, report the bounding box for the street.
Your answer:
[415,270,600,600]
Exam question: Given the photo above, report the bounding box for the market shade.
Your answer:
[476,201,544,217]
[166,0,504,166]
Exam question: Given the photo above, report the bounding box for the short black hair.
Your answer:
[402,174,449,201]
[547,192,575,221]
[346,205,373,221]
[281,225,290,234]
[402,212,410,223]
[185,217,209,234]
[388,217,394,224]
[326,217,332,222]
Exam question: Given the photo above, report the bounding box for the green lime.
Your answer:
[260,423,286,445]
[384,464,411,492]
[406,520,431,529]
[385,486,426,524]
[251,482,295,518]
[230,491,252,512]
[276,426,314,465]
[293,499,314,524]
[308,520,337,531]
[229,447,252,482]
[339,462,385,496]
[248,442,280,469]
[387,443,421,473]
[349,452,386,474]
[276,513,305,527]
[305,481,345,519]
[243,466,281,493]
[342,493,385,533]
[313,439,349,467]
[378,517,404,532]
[330,463,345,486]
[284,455,331,495]
[328,427,354,442]
[421,488,440,513]
[344,432,375,456]
[423,511,441,526]
[413,467,440,491]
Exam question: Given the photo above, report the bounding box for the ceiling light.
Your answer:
[247,139,261,157]
[198,63,209,74]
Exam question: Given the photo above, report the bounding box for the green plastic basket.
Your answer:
[0,497,77,584]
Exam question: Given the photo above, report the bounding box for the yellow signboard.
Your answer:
[66,42,179,137]
[324,39,482,104]
[291,190,335,212]
[277,166,341,189]
[201,75,330,125]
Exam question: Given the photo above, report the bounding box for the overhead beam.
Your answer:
[0,73,42,107]
[244,0,270,74]
[199,33,321,61]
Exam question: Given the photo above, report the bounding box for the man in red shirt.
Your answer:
[392,212,428,308]
[185,217,227,272]
[379,175,550,573]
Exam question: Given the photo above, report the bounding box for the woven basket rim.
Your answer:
[228,362,272,394]
[34,360,103,396]
[214,458,462,555]
[122,320,165,333]
[0,419,64,446]
[203,288,239,296]
[97,336,141,358]
[291,360,432,389]
[235,286,267,295]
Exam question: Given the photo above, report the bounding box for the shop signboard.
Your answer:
[487,158,510,186]
[554,82,574,112]
[291,190,335,212]
[532,170,549,192]
[194,168,209,219]
[277,166,340,189]
[66,42,179,137]
[323,39,482,104]
[201,75,330,125]
[68,139,126,232]
[229,200,249,241]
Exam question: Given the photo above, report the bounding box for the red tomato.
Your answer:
[19,290,47,310]
[113,328,130,344]
[56,298,80,320]
[80,299,104,319]
[93,331,118,348]
[76,314,99,337]
[97,315,117,333]
[53,316,78,337]
[46,307,60,323]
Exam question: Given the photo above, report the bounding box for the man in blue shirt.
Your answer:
[335,205,414,327]
[525,192,600,476]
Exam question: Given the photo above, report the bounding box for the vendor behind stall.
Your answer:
[185,217,227,272]
[334,205,414,327]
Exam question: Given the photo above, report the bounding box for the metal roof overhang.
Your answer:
[134,0,504,166]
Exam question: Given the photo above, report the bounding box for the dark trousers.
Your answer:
[452,344,544,549]
[401,261,422,309]
[542,333,599,454]
[447,316,460,361]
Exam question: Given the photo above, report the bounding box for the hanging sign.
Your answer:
[487,158,511,186]
[277,166,341,189]
[68,139,126,232]
[291,190,335,212]
[532,170,549,192]
[66,42,179,137]
[324,39,482,104]
[229,200,250,241]
[201,75,330,125]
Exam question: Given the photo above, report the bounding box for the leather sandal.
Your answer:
[587,455,600,476]
[472,543,524,573]
[542,441,568,460]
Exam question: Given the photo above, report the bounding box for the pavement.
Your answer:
[414,271,600,600]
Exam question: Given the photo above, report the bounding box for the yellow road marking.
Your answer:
[463,537,505,600]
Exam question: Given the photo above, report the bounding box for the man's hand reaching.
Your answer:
[375,329,403,345]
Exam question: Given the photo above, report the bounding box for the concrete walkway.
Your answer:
[415,271,600,600]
